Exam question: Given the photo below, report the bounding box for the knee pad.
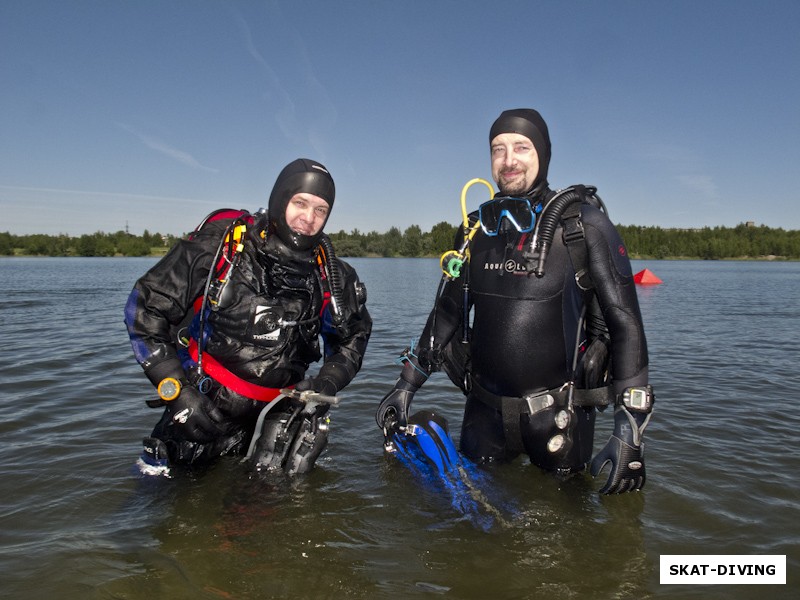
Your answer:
[143,432,213,466]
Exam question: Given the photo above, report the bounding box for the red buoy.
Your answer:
[634,269,662,285]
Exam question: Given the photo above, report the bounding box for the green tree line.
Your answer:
[615,223,800,260]
[328,222,800,260]
[2,222,799,259]
[0,230,180,257]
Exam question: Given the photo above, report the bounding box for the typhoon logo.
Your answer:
[252,305,281,341]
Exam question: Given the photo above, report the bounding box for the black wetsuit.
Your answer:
[420,190,648,471]
[124,217,372,464]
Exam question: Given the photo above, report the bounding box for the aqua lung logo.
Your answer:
[484,259,528,274]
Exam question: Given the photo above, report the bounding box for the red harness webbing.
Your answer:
[188,340,285,402]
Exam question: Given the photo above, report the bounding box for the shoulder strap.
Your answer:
[560,186,593,291]
[561,184,611,342]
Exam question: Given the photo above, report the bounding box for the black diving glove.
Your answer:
[166,386,225,444]
[375,352,429,431]
[376,378,418,432]
[590,407,651,494]
[295,376,338,397]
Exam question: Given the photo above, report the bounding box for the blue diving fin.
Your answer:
[387,410,460,476]
[385,409,516,531]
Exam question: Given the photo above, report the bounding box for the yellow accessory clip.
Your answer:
[231,223,247,252]
[157,377,182,402]
[209,222,248,308]
[438,178,494,278]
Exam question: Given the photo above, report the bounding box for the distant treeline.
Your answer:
[0,230,180,257]
[615,223,800,260]
[2,222,799,260]
[331,222,800,260]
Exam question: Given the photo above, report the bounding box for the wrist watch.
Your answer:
[157,377,185,402]
[619,385,654,412]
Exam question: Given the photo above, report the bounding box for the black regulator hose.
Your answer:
[532,187,590,277]
[318,234,346,325]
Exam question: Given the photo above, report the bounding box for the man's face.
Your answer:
[284,193,330,237]
[490,133,540,196]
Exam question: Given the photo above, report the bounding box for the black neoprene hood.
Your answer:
[489,108,552,190]
[267,158,335,251]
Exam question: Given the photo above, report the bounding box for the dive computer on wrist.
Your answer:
[619,385,654,413]
[157,377,185,402]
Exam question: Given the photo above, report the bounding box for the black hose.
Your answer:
[533,188,584,277]
[318,234,345,325]
[428,274,447,351]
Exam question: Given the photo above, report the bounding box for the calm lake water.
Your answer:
[0,257,797,599]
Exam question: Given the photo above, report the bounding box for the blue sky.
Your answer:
[2,0,799,236]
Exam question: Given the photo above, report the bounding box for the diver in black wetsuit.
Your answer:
[125,159,371,474]
[377,109,654,494]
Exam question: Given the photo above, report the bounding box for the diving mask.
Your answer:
[478,197,540,236]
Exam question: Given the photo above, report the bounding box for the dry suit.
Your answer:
[377,108,651,483]
[125,220,371,467]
